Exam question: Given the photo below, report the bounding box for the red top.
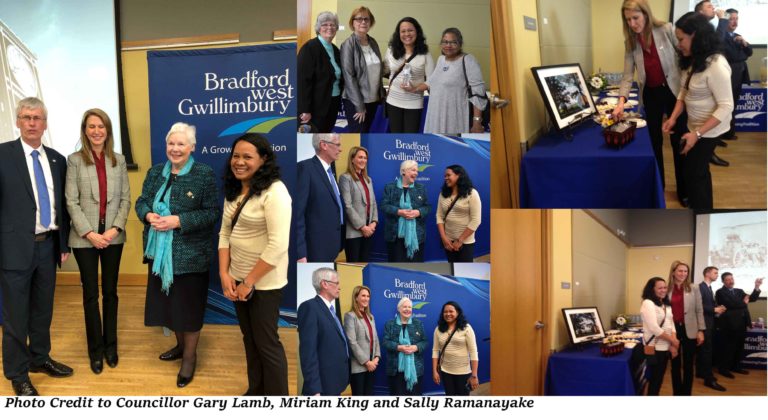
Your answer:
[362,313,374,357]
[671,284,685,323]
[358,174,371,228]
[638,34,665,88]
[93,151,107,221]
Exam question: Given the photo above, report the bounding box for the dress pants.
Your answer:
[235,288,289,395]
[349,371,376,396]
[388,372,422,396]
[670,322,696,395]
[696,327,715,380]
[73,243,124,362]
[1,236,56,382]
[719,327,747,372]
[311,96,341,133]
[642,84,688,198]
[387,238,424,262]
[682,137,718,209]
[343,99,379,133]
[646,350,669,396]
[386,103,422,133]
[445,243,474,263]
[440,371,471,396]
[345,236,373,262]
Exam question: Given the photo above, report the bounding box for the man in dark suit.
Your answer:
[696,266,727,391]
[715,272,762,378]
[0,97,73,396]
[720,8,753,140]
[297,267,350,395]
[295,133,344,262]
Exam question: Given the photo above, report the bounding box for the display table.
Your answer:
[520,120,665,208]
[545,343,646,396]
[735,84,767,132]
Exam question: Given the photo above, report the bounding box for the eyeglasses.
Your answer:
[18,115,46,122]
[353,17,371,23]
[322,279,340,285]
[321,140,342,148]
[440,40,459,46]
[320,23,338,29]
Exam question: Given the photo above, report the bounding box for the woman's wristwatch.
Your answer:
[695,130,703,140]
[473,116,482,122]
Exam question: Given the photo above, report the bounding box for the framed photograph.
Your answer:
[531,63,596,131]
[562,307,605,345]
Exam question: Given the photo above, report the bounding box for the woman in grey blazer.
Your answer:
[65,109,130,374]
[614,0,689,206]
[339,146,378,262]
[343,285,381,395]
[666,260,705,396]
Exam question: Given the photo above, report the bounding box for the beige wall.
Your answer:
[625,245,693,314]
[550,210,573,350]
[538,0,592,71]
[510,0,546,143]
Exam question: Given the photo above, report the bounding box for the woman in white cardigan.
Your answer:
[640,277,680,395]
[343,285,381,395]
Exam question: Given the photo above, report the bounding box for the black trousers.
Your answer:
[235,288,289,395]
[682,137,718,209]
[696,326,715,380]
[73,243,124,362]
[311,96,341,133]
[440,371,471,396]
[445,243,474,263]
[350,371,376,396]
[386,103,422,133]
[343,99,379,133]
[1,236,56,382]
[719,327,747,372]
[388,372,422,395]
[345,236,373,262]
[670,322,696,395]
[387,238,424,262]
[646,350,669,396]
[643,84,687,198]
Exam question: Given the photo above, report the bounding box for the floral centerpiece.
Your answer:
[614,314,628,330]
[589,73,607,93]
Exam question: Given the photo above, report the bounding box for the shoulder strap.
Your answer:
[389,53,418,88]
[230,190,253,230]
[644,304,667,346]
[443,195,460,218]
[437,328,459,369]
[461,55,485,99]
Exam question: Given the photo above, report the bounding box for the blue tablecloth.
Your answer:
[520,120,665,208]
[545,343,645,396]
[735,84,767,132]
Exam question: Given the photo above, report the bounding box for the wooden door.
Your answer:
[297,0,312,50]
[490,209,550,395]
[490,0,522,208]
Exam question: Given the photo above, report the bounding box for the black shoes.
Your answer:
[29,358,74,378]
[106,353,119,368]
[159,346,183,361]
[721,132,738,140]
[710,154,730,167]
[716,139,728,147]
[704,379,726,391]
[12,380,39,396]
[732,368,749,375]
[718,369,735,379]
[90,359,103,375]
[177,366,196,388]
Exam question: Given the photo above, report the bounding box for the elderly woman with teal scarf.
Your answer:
[382,297,427,395]
[380,160,430,262]
[135,122,220,388]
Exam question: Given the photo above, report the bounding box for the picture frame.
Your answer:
[531,63,596,131]
[562,306,605,345]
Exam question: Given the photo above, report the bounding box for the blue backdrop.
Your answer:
[364,264,490,395]
[362,134,490,262]
[147,43,298,325]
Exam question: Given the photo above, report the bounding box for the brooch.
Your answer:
[418,195,422,200]
[187,191,194,198]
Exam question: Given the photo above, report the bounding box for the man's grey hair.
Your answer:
[311,267,338,292]
[314,11,339,35]
[311,133,339,151]
[16,97,47,119]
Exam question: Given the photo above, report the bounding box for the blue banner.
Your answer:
[735,85,766,133]
[362,134,490,261]
[364,264,490,395]
[147,43,298,325]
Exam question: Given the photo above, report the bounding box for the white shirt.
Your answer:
[20,140,58,234]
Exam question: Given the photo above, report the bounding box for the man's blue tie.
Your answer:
[31,150,51,228]
[330,304,349,358]
[326,166,343,224]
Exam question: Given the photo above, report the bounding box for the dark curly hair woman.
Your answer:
[431,301,479,395]
[436,165,481,262]
[384,17,434,133]
[662,12,732,209]
[640,277,679,395]
[218,132,291,395]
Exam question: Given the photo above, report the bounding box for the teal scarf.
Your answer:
[396,177,419,259]
[144,157,195,294]
[395,314,418,391]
